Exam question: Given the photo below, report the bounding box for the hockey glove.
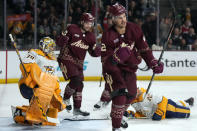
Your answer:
[112,46,131,65]
[150,59,164,74]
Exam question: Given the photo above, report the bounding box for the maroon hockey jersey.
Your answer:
[101,22,155,72]
[56,24,100,69]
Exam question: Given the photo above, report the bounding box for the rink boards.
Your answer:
[1,51,197,83]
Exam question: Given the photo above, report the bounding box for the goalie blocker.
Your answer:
[13,63,66,126]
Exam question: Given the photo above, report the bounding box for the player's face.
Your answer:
[82,21,94,32]
[114,13,127,28]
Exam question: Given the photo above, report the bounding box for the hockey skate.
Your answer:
[93,100,110,110]
[120,116,128,128]
[63,99,72,112]
[185,97,194,106]
[73,108,90,116]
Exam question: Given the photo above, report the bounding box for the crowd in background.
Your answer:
[0,0,197,51]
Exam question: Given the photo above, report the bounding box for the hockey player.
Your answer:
[56,13,101,116]
[101,3,164,131]
[124,87,194,120]
[12,37,66,126]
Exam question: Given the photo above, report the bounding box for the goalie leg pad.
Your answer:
[166,99,190,119]
[50,81,66,111]
[25,71,57,124]
[50,94,66,112]
[47,108,58,118]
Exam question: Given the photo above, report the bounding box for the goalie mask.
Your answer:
[39,37,56,56]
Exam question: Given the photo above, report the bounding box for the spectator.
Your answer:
[39,0,50,19]
[167,39,177,50]
[103,5,112,31]
[51,21,61,36]
[67,16,73,26]
[9,21,24,38]
[182,7,191,23]
[171,27,183,50]
[38,18,51,39]
[181,20,192,34]
[72,7,82,24]
[128,0,138,22]
[160,17,171,46]
[12,0,26,14]
[23,17,34,48]
[182,27,197,50]
[193,40,197,51]
[142,11,157,47]
[180,38,188,50]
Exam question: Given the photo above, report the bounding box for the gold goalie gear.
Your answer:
[14,63,66,126]
[125,88,191,120]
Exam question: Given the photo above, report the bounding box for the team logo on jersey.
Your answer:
[120,42,135,50]
[44,66,55,74]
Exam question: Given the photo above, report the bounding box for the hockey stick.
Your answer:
[9,34,28,77]
[64,118,109,121]
[99,75,102,87]
[144,0,176,98]
[9,34,50,123]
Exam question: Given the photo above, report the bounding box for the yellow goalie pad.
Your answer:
[50,82,66,112]
[16,63,65,125]
[154,96,168,120]
[12,106,59,126]
[25,64,58,124]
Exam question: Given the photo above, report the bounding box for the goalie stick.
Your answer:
[144,0,176,99]
[9,34,52,123]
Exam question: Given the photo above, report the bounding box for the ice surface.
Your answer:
[0,81,197,131]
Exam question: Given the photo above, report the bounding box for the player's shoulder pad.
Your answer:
[127,22,142,35]
[30,49,45,57]
[67,24,80,33]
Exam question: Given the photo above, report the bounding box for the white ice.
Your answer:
[0,81,197,131]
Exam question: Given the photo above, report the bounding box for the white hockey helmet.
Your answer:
[39,37,56,55]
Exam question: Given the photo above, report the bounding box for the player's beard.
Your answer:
[115,20,127,29]
[81,23,92,32]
